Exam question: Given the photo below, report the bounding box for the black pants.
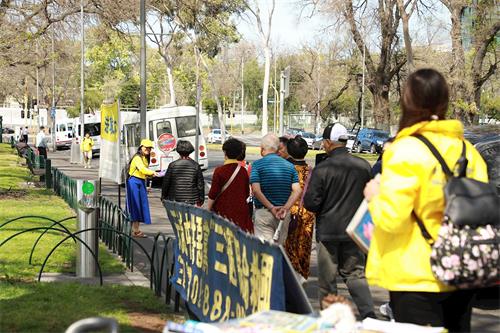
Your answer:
[390,290,475,332]
[37,147,47,159]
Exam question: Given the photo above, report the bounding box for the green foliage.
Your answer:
[481,94,500,121]
[119,78,140,109]
[67,89,105,117]
[243,59,264,113]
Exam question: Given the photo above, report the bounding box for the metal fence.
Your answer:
[98,196,133,270]
[51,168,78,210]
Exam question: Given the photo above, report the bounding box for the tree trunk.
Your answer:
[372,87,391,131]
[448,3,472,124]
[261,46,271,135]
[401,15,414,72]
[166,64,176,106]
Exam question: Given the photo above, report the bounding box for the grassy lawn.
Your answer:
[207,143,380,163]
[0,281,183,332]
[0,143,184,331]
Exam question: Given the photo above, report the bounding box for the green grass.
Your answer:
[0,145,124,277]
[0,143,184,331]
[0,145,30,189]
[0,281,183,332]
[207,143,380,163]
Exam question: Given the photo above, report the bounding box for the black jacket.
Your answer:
[304,147,371,242]
[161,158,205,205]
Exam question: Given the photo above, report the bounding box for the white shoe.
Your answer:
[379,302,394,320]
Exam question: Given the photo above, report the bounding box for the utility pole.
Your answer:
[240,57,244,135]
[139,0,147,138]
[195,47,201,163]
[274,56,277,133]
[279,66,290,136]
[317,54,321,134]
[361,43,366,129]
[51,25,56,152]
[80,0,85,139]
[36,42,40,128]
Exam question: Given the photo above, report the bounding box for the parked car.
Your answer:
[353,128,391,153]
[300,132,316,148]
[345,132,357,151]
[286,127,304,136]
[2,127,14,134]
[207,129,231,143]
[312,135,324,150]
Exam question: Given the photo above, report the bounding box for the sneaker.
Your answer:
[379,302,394,320]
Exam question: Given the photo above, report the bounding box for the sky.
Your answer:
[236,0,452,51]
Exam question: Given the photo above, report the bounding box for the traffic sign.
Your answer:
[82,181,95,195]
[50,107,56,119]
[157,133,176,153]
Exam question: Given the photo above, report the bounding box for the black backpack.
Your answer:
[413,134,500,289]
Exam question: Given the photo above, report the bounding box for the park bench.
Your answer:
[25,148,45,183]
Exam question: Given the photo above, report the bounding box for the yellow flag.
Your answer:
[100,102,119,142]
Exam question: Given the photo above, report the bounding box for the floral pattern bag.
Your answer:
[413,134,500,289]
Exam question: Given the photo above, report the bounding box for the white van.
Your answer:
[73,113,101,154]
[122,105,208,176]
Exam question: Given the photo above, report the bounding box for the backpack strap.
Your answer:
[413,134,467,178]
[412,211,435,245]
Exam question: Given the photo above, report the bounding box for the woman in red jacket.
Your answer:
[207,138,253,233]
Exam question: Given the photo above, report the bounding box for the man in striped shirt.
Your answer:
[250,133,301,244]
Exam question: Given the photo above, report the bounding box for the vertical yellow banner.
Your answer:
[100,102,119,142]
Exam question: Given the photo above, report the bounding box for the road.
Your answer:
[47,148,499,330]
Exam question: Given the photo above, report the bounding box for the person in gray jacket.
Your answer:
[161,140,205,206]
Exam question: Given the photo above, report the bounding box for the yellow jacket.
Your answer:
[128,155,155,179]
[81,137,94,152]
[366,120,488,292]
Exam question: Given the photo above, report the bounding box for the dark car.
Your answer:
[464,124,500,195]
[463,124,500,310]
[353,128,391,153]
[2,127,14,134]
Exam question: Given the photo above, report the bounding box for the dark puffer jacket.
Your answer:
[161,158,205,205]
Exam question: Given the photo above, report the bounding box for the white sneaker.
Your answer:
[379,302,394,320]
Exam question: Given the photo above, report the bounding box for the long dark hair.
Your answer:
[399,68,449,131]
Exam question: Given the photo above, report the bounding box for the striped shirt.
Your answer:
[250,153,299,209]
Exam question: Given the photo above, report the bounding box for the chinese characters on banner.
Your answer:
[98,101,121,183]
[163,201,287,322]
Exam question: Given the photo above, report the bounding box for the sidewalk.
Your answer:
[48,149,500,331]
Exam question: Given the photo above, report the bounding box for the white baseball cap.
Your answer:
[322,123,348,142]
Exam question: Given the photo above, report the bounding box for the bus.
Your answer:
[122,105,208,181]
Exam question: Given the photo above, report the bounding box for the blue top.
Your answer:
[250,153,299,209]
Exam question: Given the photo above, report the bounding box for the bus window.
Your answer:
[57,124,66,132]
[84,123,101,136]
[149,121,154,141]
[156,120,172,138]
[176,116,199,137]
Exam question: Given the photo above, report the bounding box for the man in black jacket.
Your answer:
[161,140,205,206]
[304,123,375,319]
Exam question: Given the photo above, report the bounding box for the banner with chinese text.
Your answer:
[98,101,120,183]
[163,201,288,322]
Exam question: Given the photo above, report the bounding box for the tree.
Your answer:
[242,0,276,135]
[440,0,499,124]
[343,0,406,129]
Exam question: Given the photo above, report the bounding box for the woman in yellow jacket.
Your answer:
[81,132,94,168]
[126,139,159,238]
[364,69,488,332]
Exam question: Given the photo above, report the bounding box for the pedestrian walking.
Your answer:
[161,140,205,206]
[35,126,48,159]
[303,123,375,319]
[126,139,159,238]
[81,132,94,169]
[284,136,315,281]
[22,126,29,143]
[208,138,253,233]
[363,69,489,331]
[250,133,301,244]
